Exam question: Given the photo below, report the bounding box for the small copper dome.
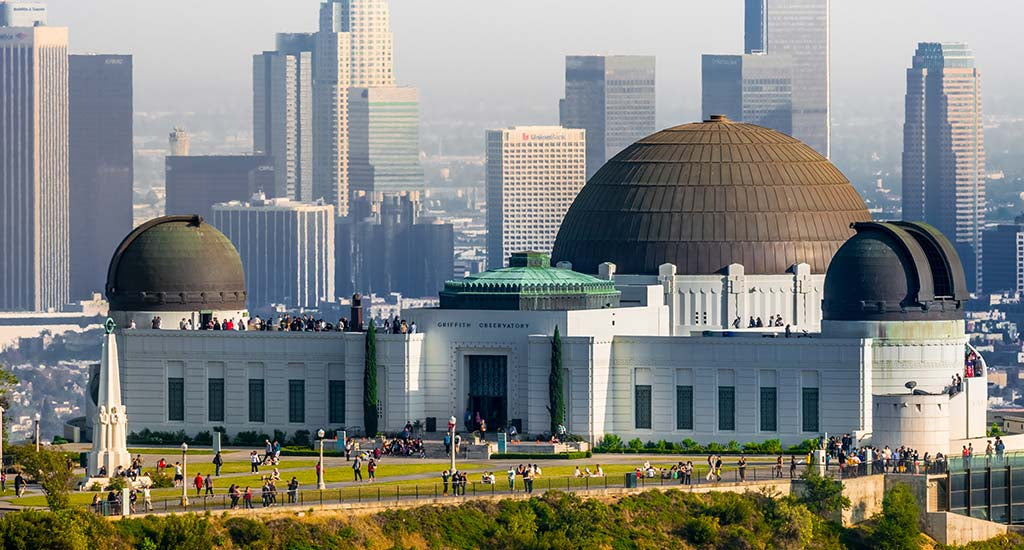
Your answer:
[106,215,247,312]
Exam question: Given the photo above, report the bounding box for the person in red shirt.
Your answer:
[194,473,204,496]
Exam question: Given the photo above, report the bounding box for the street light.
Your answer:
[34,413,40,452]
[0,406,5,471]
[317,428,326,490]
[180,442,188,507]
[448,415,457,475]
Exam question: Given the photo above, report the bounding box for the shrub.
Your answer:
[627,438,644,451]
[683,515,719,545]
[872,483,920,550]
[288,430,311,448]
[192,431,213,445]
[148,468,175,488]
[798,470,850,519]
[595,434,623,451]
[273,430,288,445]
[105,477,127,491]
[225,517,271,548]
[706,441,726,453]
[233,430,271,447]
[680,438,701,452]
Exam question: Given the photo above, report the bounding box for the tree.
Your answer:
[363,321,379,436]
[798,470,850,519]
[548,325,564,435]
[9,445,76,511]
[0,363,18,447]
[872,483,920,550]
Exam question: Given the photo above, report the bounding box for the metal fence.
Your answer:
[85,461,881,517]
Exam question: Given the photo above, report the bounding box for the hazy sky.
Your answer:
[50,0,1023,130]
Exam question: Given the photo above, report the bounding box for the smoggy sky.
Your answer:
[50,0,1022,130]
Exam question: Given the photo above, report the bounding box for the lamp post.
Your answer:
[180,442,188,507]
[34,413,40,452]
[0,406,5,471]
[317,428,326,490]
[449,415,457,474]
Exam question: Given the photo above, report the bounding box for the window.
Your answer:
[802,388,820,432]
[249,379,265,423]
[676,385,693,430]
[718,387,735,431]
[208,378,224,422]
[760,387,777,431]
[635,385,652,429]
[168,378,184,422]
[329,380,346,423]
[289,379,305,423]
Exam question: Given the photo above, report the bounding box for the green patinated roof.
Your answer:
[439,252,620,311]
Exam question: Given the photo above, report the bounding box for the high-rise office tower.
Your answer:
[69,54,133,300]
[745,0,829,156]
[902,42,986,292]
[981,217,1024,295]
[0,1,46,26]
[254,33,314,202]
[212,193,335,309]
[559,55,655,179]
[0,25,69,312]
[485,127,586,269]
[320,0,393,88]
[744,0,764,54]
[165,155,275,222]
[168,127,190,156]
[336,191,453,298]
[349,86,423,194]
[701,53,792,135]
[313,2,352,215]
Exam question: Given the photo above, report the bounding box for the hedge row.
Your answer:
[594,435,818,456]
[490,451,592,460]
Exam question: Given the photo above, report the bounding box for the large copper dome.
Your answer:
[552,116,871,275]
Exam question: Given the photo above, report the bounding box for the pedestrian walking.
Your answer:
[213,452,223,476]
[352,456,363,481]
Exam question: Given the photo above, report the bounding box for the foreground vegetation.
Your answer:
[0,483,960,550]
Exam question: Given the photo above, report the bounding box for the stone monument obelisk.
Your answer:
[89,318,131,477]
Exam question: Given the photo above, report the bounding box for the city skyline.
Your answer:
[46,0,1024,127]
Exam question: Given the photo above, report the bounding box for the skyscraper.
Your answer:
[254,33,314,202]
[485,127,586,269]
[212,193,335,309]
[0,1,45,27]
[165,155,275,222]
[0,25,69,312]
[902,42,986,292]
[981,217,1024,295]
[744,0,765,54]
[313,1,352,215]
[559,55,655,179]
[168,127,190,156]
[745,0,829,156]
[320,0,393,88]
[701,53,792,135]
[69,54,134,300]
[349,86,424,194]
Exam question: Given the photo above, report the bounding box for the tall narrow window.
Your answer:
[802,388,820,432]
[329,380,346,423]
[635,385,652,429]
[249,379,265,423]
[289,379,305,423]
[208,378,225,422]
[168,378,184,422]
[676,385,693,430]
[718,386,735,431]
[760,387,777,431]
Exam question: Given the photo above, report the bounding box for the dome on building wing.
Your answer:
[551,115,872,275]
[823,221,968,322]
[105,215,247,312]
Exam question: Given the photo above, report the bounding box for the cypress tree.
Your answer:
[363,321,379,436]
[549,325,565,435]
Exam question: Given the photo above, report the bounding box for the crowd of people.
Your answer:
[132,313,421,335]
